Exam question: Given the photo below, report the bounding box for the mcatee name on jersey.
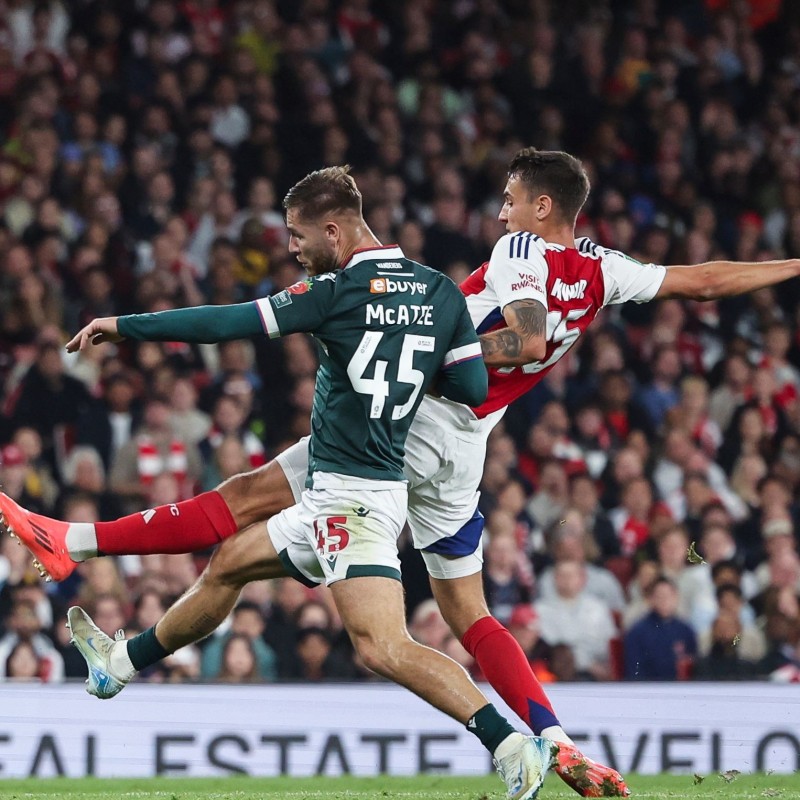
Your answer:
[366,304,434,326]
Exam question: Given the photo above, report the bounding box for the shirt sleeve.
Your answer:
[118,303,264,343]
[485,233,549,310]
[437,358,488,407]
[438,284,486,406]
[441,284,483,369]
[254,275,337,338]
[582,239,667,305]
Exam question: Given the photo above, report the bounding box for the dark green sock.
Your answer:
[126,626,170,671]
[466,704,517,754]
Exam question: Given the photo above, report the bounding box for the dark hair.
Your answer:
[296,626,332,645]
[233,600,263,617]
[507,148,590,223]
[711,559,742,581]
[646,574,677,596]
[756,473,791,495]
[282,165,362,221]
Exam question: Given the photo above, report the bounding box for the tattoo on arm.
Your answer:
[506,299,547,338]
[480,299,546,365]
[188,611,220,638]
[481,328,523,360]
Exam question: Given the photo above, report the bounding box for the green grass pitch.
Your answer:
[0,773,798,799]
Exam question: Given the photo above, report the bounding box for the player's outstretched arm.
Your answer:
[657,259,800,301]
[66,303,265,352]
[479,298,547,367]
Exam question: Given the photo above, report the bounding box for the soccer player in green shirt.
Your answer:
[57,166,557,800]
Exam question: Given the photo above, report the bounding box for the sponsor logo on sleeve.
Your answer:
[273,290,292,307]
[510,273,544,293]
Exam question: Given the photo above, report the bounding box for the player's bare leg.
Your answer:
[431,571,629,798]
[430,571,490,638]
[217,462,296,528]
[66,523,283,699]
[154,523,285,651]
[331,575,556,799]
[334,575,488,719]
[0,459,295,581]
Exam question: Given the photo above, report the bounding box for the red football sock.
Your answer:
[95,491,238,556]
[461,615,560,735]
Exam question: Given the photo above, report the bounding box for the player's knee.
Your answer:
[218,465,292,522]
[205,537,249,589]
[217,470,259,519]
[351,634,404,678]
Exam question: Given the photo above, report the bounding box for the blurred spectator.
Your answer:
[567,473,618,559]
[0,596,63,681]
[483,526,530,624]
[201,600,277,681]
[637,345,682,430]
[666,377,722,458]
[408,598,450,652]
[169,376,211,445]
[708,354,753,433]
[527,460,569,531]
[294,625,356,681]
[109,395,202,514]
[609,476,656,558]
[263,578,312,678]
[537,510,626,614]
[198,393,265,473]
[58,447,122,521]
[624,576,697,681]
[535,560,616,681]
[5,639,43,681]
[9,339,92,468]
[215,633,260,683]
[693,610,759,681]
[0,441,46,512]
[697,583,765,662]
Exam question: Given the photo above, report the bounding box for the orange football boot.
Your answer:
[554,742,631,797]
[0,492,76,581]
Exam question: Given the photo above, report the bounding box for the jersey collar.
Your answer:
[343,244,404,270]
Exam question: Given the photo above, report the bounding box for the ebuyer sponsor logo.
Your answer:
[369,278,427,295]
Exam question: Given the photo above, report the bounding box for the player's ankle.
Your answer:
[110,639,137,681]
[541,725,573,745]
[64,522,98,561]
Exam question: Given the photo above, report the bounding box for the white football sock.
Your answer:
[541,725,573,745]
[65,523,98,561]
[110,640,137,680]
[493,731,526,760]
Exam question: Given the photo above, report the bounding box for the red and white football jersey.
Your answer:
[460,233,667,418]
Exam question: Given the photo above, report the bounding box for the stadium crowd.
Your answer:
[1,0,800,686]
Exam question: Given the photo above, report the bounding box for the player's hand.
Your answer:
[66,317,124,352]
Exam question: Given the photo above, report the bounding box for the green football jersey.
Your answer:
[257,245,482,483]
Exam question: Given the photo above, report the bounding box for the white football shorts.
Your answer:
[267,471,406,587]
[273,395,504,582]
